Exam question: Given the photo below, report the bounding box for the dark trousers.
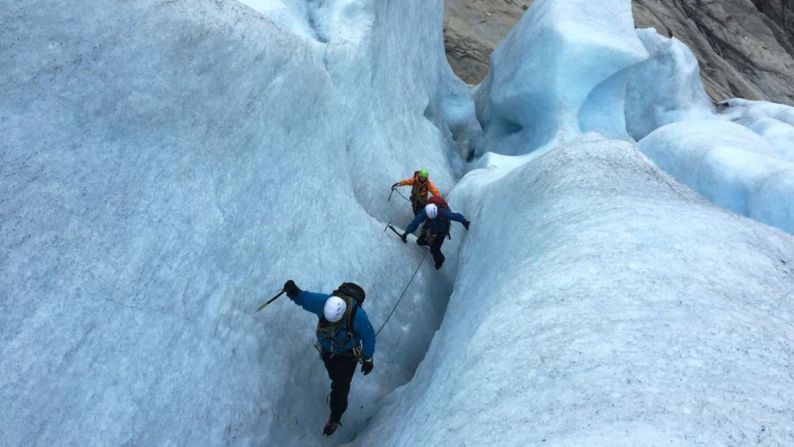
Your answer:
[411,197,425,215]
[417,229,446,268]
[321,352,357,422]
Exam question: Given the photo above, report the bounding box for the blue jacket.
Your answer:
[406,207,467,235]
[290,291,376,360]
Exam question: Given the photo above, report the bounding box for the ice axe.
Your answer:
[384,222,404,238]
[255,289,286,313]
[388,186,410,203]
[383,222,407,243]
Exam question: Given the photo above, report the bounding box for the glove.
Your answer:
[400,232,408,244]
[283,280,301,299]
[463,220,470,231]
[361,359,374,375]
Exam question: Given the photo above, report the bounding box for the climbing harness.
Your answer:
[255,289,286,312]
[375,250,428,336]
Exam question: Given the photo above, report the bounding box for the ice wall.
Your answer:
[625,29,714,141]
[721,99,794,159]
[240,0,478,223]
[0,0,463,445]
[357,135,794,446]
[639,120,794,235]
[473,0,647,156]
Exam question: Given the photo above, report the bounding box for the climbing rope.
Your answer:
[375,251,428,336]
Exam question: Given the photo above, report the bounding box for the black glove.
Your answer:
[400,232,408,244]
[463,220,470,231]
[361,359,374,375]
[283,280,301,299]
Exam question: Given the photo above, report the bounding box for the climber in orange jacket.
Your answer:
[391,168,442,215]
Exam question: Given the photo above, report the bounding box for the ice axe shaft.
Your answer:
[255,290,286,313]
[384,223,403,238]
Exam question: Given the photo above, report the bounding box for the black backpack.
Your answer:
[333,282,366,306]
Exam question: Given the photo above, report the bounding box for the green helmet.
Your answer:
[418,168,429,178]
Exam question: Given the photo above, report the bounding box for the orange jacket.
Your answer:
[397,173,441,200]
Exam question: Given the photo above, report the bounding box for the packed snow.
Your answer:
[3,0,794,446]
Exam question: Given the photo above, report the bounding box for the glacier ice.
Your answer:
[3,0,794,445]
[639,120,794,235]
[720,98,794,160]
[474,0,647,156]
[357,135,794,446]
[0,0,465,445]
[625,29,714,141]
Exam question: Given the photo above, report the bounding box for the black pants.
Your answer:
[411,197,425,215]
[321,352,358,422]
[417,230,446,268]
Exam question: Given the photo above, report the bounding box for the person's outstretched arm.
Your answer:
[442,209,470,230]
[284,280,327,318]
[394,177,415,187]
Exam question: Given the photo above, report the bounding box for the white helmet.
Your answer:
[323,296,347,323]
[425,204,438,219]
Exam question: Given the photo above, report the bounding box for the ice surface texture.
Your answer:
[4,0,794,445]
[1,0,464,445]
[358,135,794,446]
[639,120,794,235]
[625,29,714,141]
[474,0,648,155]
[721,99,794,160]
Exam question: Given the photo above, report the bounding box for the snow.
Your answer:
[357,135,794,446]
[4,0,794,445]
[474,0,647,156]
[639,120,794,235]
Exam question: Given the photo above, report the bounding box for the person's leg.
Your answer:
[430,233,446,269]
[328,356,358,422]
[322,352,334,380]
[416,224,430,246]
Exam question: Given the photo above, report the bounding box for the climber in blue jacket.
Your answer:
[400,195,470,269]
[283,280,375,437]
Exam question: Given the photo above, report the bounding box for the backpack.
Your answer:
[426,195,452,239]
[410,171,431,204]
[428,195,449,209]
[316,283,366,356]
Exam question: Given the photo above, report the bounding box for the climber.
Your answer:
[282,280,376,437]
[391,168,442,215]
[400,195,470,269]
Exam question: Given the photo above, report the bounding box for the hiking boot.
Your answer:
[434,260,444,270]
[323,418,340,436]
